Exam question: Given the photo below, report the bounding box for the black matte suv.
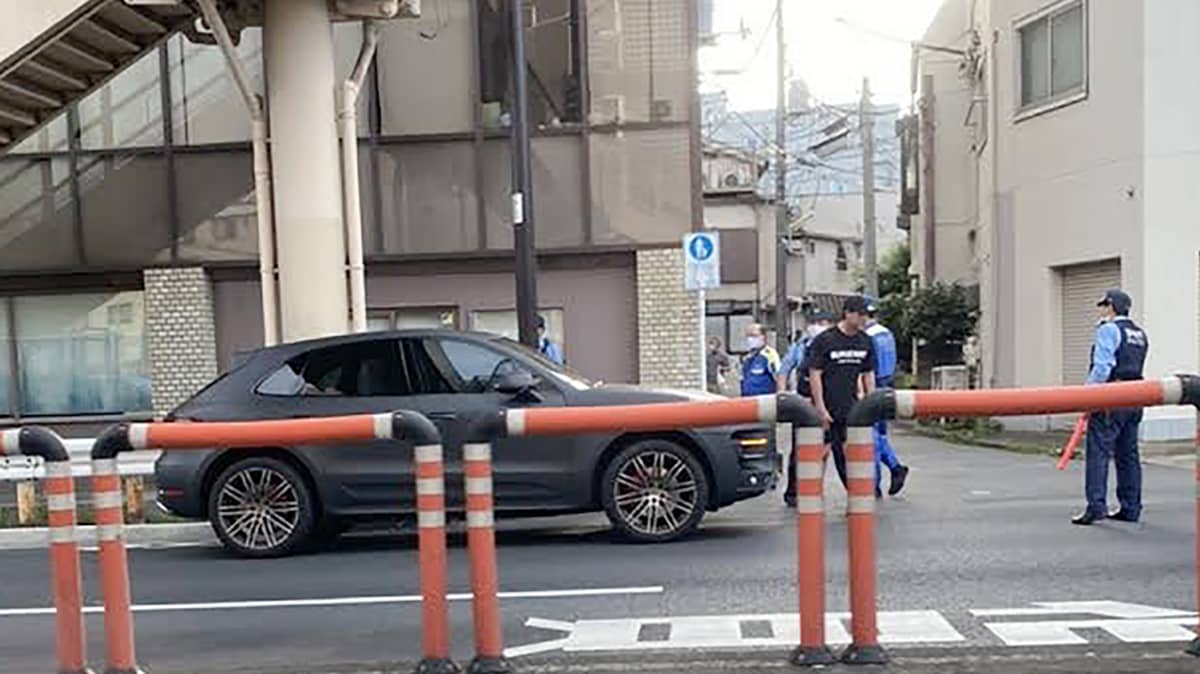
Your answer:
[155,330,776,556]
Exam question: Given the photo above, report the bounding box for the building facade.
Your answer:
[0,0,706,433]
[913,0,1200,438]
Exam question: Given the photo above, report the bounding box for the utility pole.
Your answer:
[861,77,878,297]
[920,73,936,284]
[511,0,539,348]
[773,0,789,352]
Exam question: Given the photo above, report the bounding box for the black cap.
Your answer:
[843,295,869,315]
[864,296,880,314]
[810,310,835,323]
[1096,289,1132,315]
[537,315,547,329]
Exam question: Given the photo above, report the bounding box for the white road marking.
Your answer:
[0,585,664,618]
[505,610,964,657]
[970,601,1198,647]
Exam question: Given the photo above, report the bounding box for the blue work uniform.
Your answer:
[1083,316,1148,519]
[780,338,810,392]
[741,346,781,396]
[539,337,564,365]
[866,321,902,490]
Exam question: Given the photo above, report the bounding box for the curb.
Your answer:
[0,521,214,551]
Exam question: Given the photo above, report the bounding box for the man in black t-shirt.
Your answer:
[807,296,877,490]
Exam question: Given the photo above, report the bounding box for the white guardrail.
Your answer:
[0,438,159,481]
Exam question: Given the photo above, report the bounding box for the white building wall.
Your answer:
[1139,0,1200,438]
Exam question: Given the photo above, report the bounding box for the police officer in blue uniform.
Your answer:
[865,298,910,497]
[777,311,833,506]
[1073,289,1149,526]
[741,323,781,397]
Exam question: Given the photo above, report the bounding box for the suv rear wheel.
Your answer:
[601,440,709,543]
[208,457,316,557]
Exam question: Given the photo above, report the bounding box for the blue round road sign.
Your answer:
[688,234,715,262]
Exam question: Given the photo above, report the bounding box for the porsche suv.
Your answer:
[155,330,777,556]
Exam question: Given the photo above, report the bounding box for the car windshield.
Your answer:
[496,337,593,391]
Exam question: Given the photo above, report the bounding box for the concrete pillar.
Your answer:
[263,0,349,341]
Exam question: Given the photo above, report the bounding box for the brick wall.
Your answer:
[636,248,702,389]
[144,267,219,415]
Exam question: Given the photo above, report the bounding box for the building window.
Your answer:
[470,308,565,349]
[478,0,583,129]
[2,291,150,417]
[836,243,849,271]
[1017,0,1086,114]
[367,307,458,331]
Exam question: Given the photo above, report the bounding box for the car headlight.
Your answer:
[733,431,771,456]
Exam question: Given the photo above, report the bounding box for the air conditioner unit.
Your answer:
[932,365,969,391]
[592,94,626,125]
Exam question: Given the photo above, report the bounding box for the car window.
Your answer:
[400,338,454,394]
[430,338,530,394]
[255,340,411,397]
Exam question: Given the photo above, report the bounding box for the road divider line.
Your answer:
[0,585,666,618]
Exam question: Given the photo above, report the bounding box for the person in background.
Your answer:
[740,323,780,397]
[706,336,732,395]
[1073,289,1148,526]
[537,315,564,365]
[807,297,876,488]
[865,298,909,497]
[779,311,834,506]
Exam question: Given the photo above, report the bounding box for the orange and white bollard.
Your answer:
[414,442,457,674]
[1189,420,1200,658]
[2,427,92,674]
[463,442,512,674]
[791,426,835,666]
[841,426,887,665]
[91,456,143,674]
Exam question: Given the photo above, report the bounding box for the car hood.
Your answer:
[571,384,729,406]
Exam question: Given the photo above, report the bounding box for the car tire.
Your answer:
[601,439,709,543]
[208,457,316,558]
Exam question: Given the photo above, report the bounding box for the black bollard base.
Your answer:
[467,656,514,674]
[790,645,837,667]
[840,643,889,666]
[414,658,462,674]
[1187,637,1200,657]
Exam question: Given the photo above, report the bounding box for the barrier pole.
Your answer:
[464,442,512,674]
[414,442,458,674]
[790,426,835,666]
[91,455,141,674]
[1190,415,1200,657]
[2,427,92,674]
[841,425,886,665]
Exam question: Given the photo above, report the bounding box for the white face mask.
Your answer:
[745,335,765,350]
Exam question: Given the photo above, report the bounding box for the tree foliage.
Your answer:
[869,242,978,371]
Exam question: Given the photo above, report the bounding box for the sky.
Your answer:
[699,0,947,110]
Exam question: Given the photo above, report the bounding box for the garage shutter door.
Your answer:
[1060,259,1121,384]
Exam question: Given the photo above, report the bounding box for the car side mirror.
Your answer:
[493,370,541,399]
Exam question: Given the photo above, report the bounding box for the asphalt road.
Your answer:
[1,432,1197,674]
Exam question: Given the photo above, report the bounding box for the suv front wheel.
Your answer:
[208,456,316,557]
[601,440,709,543]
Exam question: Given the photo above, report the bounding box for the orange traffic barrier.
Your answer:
[857,375,1200,661]
[1191,422,1200,658]
[893,378,1174,419]
[125,413,393,449]
[1,427,90,674]
[463,442,512,674]
[841,427,886,665]
[504,395,777,437]
[415,442,457,674]
[92,458,139,674]
[790,427,835,666]
[88,411,444,674]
